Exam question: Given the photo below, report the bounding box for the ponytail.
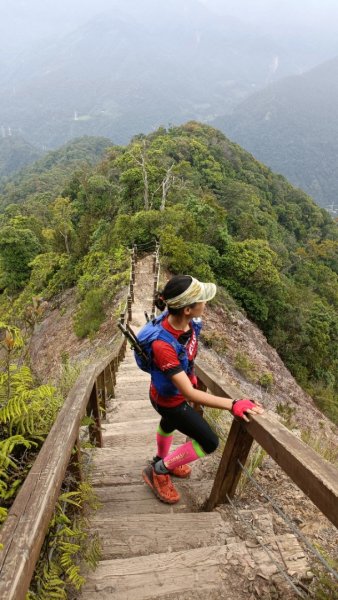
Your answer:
[154,290,167,311]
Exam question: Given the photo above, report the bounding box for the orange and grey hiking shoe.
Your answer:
[169,464,192,478]
[151,456,192,479]
[142,465,180,504]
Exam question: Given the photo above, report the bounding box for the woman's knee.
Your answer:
[201,432,219,454]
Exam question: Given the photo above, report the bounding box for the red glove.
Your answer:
[231,398,257,419]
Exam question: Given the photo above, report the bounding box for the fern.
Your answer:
[28,481,102,599]
[0,322,62,524]
[0,322,101,598]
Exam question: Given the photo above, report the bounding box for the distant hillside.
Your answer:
[0,135,42,178]
[0,122,337,423]
[0,0,297,149]
[215,57,338,210]
[0,136,112,209]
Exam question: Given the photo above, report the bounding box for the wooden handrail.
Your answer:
[0,337,127,600]
[195,360,338,528]
[0,252,136,600]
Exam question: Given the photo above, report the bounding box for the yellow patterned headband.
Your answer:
[166,276,216,309]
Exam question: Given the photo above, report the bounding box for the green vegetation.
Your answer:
[0,322,62,524]
[0,135,42,179]
[311,548,338,600]
[301,428,338,465]
[276,402,297,430]
[234,352,258,383]
[27,482,101,599]
[0,123,337,429]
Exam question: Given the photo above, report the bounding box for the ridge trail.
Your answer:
[78,255,308,600]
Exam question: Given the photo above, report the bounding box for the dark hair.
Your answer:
[155,275,196,315]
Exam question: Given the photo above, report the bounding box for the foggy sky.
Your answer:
[2,0,338,46]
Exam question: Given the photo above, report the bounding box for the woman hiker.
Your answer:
[142,274,264,504]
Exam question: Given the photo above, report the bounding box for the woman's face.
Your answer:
[184,301,206,318]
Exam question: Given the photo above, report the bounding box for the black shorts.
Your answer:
[151,399,219,455]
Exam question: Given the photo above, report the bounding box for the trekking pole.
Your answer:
[117,323,148,362]
[144,311,150,322]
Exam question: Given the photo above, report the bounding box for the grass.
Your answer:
[301,428,338,466]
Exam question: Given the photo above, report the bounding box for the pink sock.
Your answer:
[156,425,174,458]
[163,439,206,471]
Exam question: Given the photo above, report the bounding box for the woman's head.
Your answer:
[155,275,216,316]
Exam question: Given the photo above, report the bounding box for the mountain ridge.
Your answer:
[215,56,338,210]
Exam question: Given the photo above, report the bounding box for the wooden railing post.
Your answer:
[127,295,132,322]
[87,382,103,448]
[130,279,134,302]
[96,371,106,416]
[204,418,254,511]
[104,365,113,399]
[68,436,83,488]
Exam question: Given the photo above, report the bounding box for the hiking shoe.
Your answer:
[142,465,180,504]
[169,464,192,478]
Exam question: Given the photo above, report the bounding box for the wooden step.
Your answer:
[116,374,150,384]
[79,535,309,599]
[113,386,150,400]
[79,545,231,599]
[91,481,213,516]
[90,448,156,486]
[90,512,233,560]
[106,400,155,422]
[90,445,213,484]
[102,419,186,448]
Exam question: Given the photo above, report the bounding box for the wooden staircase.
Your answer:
[78,256,309,600]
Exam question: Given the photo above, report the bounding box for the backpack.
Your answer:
[134,311,202,397]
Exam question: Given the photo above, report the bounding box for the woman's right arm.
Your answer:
[171,371,264,421]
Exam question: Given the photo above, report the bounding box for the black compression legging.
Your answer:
[151,399,219,455]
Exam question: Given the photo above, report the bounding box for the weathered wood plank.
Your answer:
[196,360,338,528]
[91,481,213,516]
[115,373,149,382]
[0,336,127,600]
[111,389,150,402]
[245,411,338,529]
[91,513,233,559]
[205,418,254,510]
[106,400,155,422]
[79,537,308,600]
[102,419,186,448]
[79,545,231,600]
[91,448,180,486]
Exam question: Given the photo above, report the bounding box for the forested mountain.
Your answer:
[0,0,306,149]
[215,57,338,210]
[0,135,42,178]
[0,136,112,209]
[0,123,337,424]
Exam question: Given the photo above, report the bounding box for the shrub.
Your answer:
[73,289,106,338]
[234,352,258,383]
[200,331,228,354]
[258,371,275,391]
[276,402,297,429]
